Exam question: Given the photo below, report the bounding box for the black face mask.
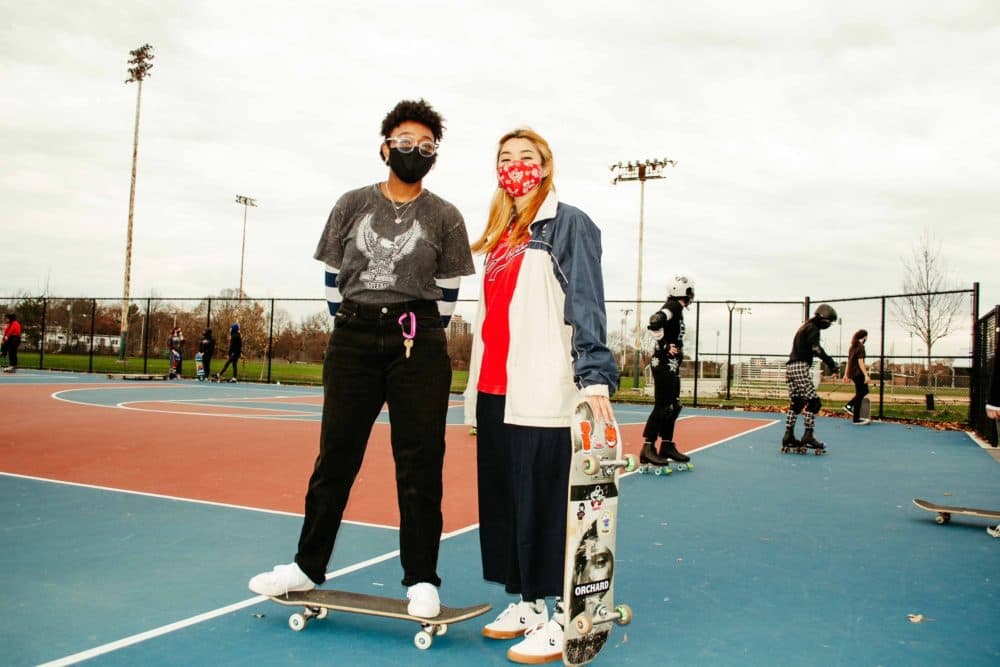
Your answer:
[386,147,435,184]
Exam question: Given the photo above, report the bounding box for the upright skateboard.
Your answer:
[267,589,490,650]
[563,399,636,666]
[195,352,205,381]
[168,349,180,379]
[857,396,871,420]
[912,498,1000,526]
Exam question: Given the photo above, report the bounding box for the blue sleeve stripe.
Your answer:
[325,264,341,316]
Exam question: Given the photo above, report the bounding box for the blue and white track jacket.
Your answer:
[464,192,619,428]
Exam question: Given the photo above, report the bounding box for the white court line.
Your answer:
[31,506,480,666]
[0,471,397,529]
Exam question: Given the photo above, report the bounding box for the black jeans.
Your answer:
[643,367,681,443]
[849,374,869,421]
[4,336,19,367]
[218,354,239,378]
[295,300,451,588]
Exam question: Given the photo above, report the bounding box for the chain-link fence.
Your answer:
[971,305,998,444]
[2,285,988,429]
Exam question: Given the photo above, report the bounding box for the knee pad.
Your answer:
[807,397,822,414]
[790,397,807,414]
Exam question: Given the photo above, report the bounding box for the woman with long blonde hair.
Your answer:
[465,128,618,664]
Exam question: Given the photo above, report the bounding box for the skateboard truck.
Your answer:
[571,603,634,634]
[581,454,638,476]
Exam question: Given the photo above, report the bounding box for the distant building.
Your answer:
[44,328,121,352]
[448,314,470,339]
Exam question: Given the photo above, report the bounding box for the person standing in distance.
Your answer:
[843,329,871,424]
[782,304,840,452]
[249,99,475,619]
[465,127,619,663]
[641,274,695,466]
[215,323,242,382]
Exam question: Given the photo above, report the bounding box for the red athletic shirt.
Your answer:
[3,320,21,339]
[477,227,528,395]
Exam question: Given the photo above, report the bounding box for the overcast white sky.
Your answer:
[2,0,997,358]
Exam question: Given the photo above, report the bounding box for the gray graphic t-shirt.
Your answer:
[313,184,474,304]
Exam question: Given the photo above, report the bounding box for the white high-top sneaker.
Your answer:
[507,617,564,664]
[482,599,549,639]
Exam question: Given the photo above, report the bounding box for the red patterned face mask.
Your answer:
[497,160,543,198]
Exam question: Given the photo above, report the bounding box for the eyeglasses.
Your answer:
[387,135,438,157]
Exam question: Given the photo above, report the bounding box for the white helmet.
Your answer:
[667,273,695,301]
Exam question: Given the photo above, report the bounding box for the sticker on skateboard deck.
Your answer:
[563,399,636,666]
[268,589,491,650]
[912,498,1000,526]
[195,352,205,381]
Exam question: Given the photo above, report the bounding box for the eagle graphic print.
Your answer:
[355,213,423,290]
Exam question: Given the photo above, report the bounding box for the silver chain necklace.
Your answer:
[384,183,420,224]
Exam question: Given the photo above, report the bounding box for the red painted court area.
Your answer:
[0,383,770,532]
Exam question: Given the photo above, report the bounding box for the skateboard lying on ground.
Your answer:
[563,399,637,666]
[268,589,491,650]
[912,498,1000,526]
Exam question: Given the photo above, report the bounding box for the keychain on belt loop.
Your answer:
[398,312,416,359]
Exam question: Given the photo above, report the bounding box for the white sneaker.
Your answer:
[248,562,315,596]
[507,618,564,664]
[988,525,1000,538]
[406,582,440,618]
[482,600,549,639]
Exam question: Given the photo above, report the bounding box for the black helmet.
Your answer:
[814,304,838,322]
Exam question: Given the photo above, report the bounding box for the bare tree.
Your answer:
[891,231,963,385]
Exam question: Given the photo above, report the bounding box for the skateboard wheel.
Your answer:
[582,455,599,476]
[936,513,950,525]
[316,607,329,620]
[434,623,448,636]
[573,613,593,634]
[414,630,433,650]
[623,454,638,472]
[288,613,307,632]
[615,604,633,626]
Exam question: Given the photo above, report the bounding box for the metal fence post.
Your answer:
[88,299,96,373]
[878,296,886,420]
[39,298,47,369]
[142,298,151,373]
[692,301,701,408]
[266,299,275,383]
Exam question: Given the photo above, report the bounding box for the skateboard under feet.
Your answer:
[268,589,491,650]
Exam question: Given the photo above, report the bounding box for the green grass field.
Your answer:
[19,353,970,425]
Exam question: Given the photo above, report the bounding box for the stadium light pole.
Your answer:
[610,157,676,388]
[735,306,752,356]
[235,195,258,301]
[119,43,154,362]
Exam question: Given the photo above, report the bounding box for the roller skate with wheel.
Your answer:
[780,428,807,455]
[638,441,673,476]
[658,440,693,472]
[799,429,827,455]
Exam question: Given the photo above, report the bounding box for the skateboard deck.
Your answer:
[195,352,205,380]
[563,400,636,666]
[913,498,1000,526]
[857,396,871,421]
[268,589,491,650]
[168,349,180,378]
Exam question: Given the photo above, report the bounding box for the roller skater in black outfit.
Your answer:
[782,304,840,454]
[641,274,695,467]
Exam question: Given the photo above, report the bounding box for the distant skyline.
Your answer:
[2,1,997,359]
